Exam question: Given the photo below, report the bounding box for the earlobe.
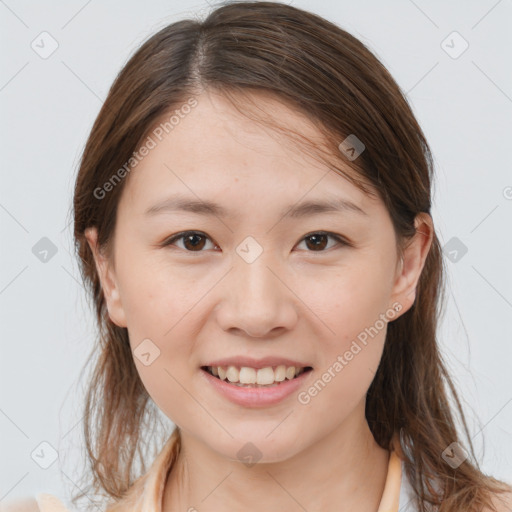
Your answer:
[84,227,127,328]
[390,213,434,316]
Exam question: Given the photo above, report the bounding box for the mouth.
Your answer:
[200,365,314,388]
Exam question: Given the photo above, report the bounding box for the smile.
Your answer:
[202,365,313,387]
[200,364,314,407]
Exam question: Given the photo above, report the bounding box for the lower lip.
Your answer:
[200,368,313,408]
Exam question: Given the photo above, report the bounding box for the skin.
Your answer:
[86,89,434,511]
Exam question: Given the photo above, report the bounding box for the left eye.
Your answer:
[297,232,347,252]
[162,231,348,253]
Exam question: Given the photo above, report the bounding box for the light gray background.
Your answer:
[1,0,511,507]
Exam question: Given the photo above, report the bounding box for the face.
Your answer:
[86,89,431,464]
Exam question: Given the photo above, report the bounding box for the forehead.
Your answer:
[119,89,377,215]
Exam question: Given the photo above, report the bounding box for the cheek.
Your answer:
[298,326,387,426]
[115,249,201,343]
[312,262,393,345]
[113,257,200,417]
[127,308,200,428]
[303,264,391,402]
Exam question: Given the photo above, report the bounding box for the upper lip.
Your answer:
[202,356,313,369]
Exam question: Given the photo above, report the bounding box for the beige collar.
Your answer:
[140,431,403,512]
[36,431,403,512]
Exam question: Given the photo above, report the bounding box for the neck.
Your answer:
[163,405,389,511]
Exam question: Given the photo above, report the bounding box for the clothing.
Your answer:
[33,433,417,512]
[398,464,418,512]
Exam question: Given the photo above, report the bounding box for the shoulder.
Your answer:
[483,490,512,512]
[0,496,39,512]
[0,494,70,512]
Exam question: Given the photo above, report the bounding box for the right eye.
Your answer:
[162,231,219,252]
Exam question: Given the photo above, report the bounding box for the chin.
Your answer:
[205,430,306,466]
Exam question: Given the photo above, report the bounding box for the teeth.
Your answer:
[274,365,286,382]
[226,366,239,383]
[285,366,296,380]
[239,367,256,384]
[256,367,275,385]
[207,365,307,385]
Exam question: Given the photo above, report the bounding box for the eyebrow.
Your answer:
[144,194,368,219]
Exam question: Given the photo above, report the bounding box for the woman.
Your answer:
[7,2,512,511]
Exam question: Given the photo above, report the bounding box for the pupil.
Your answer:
[307,234,327,251]
[185,234,205,250]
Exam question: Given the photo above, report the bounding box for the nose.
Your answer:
[214,253,299,339]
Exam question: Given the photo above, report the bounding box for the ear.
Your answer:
[389,212,434,317]
[84,227,127,328]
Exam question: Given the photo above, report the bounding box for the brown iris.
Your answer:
[182,233,207,251]
[304,234,328,251]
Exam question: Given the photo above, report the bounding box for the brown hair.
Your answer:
[71,2,511,511]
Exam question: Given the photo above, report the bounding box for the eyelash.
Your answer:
[161,230,351,254]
